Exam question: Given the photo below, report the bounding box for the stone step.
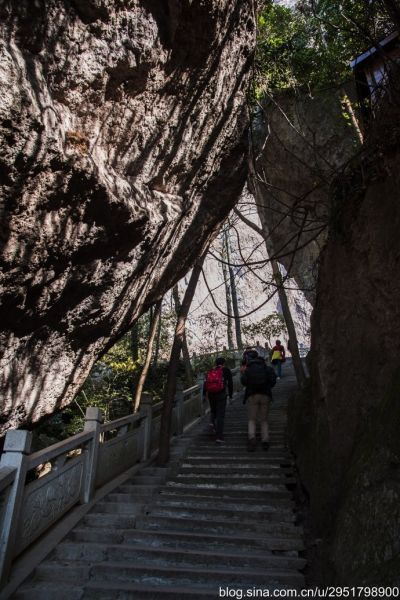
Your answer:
[129,475,168,485]
[192,443,288,449]
[172,474,296,485]
[93,500,153,514]
[34,561,305,589]
[184,451,292,458]
[151,491,295,510]
[70,526,304,553]
[104,484,160,496]
[158,486,293,502]
[54,541,306,571]
[142,503,295,523]
[15,579,303,600]
[82,513,138,529]
[147,495,296,517]
[135,514,302,537]
[179,462,293,471]
[183,457,293,465]
[13,583,83,600]
[196,434,287,440]
[81,580,298,600]
[163,481,292,495]
[139,467,171,476]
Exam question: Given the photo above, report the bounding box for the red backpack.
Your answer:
[205,366,225,393]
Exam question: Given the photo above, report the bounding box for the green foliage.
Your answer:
[32,309,174,446]
[242,313,286,348]
[255,0,391,96]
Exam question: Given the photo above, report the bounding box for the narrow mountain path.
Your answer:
[13,365,305,599]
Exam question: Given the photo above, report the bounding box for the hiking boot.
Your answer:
[262,441,270,451]
[247,438,256,452]
[208,423,216,434]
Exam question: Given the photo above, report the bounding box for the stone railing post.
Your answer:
[140,393,153,461]
[175,381,184,435]
[0,430,32,586]
[196,374,206,416]
[82,407,102,504]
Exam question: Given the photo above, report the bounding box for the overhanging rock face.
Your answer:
[0,0,255,433]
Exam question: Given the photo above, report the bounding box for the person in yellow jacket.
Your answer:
[270,339,285,379]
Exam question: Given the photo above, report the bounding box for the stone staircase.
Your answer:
[12,372,305,599]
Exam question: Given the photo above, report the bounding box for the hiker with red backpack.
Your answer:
[240,350,276,452]
[204,357,233,444]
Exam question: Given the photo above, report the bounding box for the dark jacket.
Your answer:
[203,366,233,400]
[241,359,276,401]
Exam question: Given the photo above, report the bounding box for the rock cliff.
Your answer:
[289,99,400,584]
[0,0,255,433]
[249,89,358,301]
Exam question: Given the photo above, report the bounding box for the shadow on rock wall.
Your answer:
[0,0,255,433]
[289,96,400,585]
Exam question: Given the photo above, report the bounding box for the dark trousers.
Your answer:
[209,395,227,438]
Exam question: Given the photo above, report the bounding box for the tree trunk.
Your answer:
[224,230,243,350]
[157,254,206,465]
[221,233,234,349]
[233,208,306,386]
[271,259,306,386]
[153,308,163,368]
[172,285,194,386]
[133,300,162,413]
[340,89,364,145]
[130,321,139,362]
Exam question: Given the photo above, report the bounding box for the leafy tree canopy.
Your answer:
[255,0,393,96]
[243,313,286,348]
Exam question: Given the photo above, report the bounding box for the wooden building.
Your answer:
[350,30,400,120]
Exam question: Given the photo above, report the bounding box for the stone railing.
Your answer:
[0,367,241,587]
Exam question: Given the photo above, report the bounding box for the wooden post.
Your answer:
[0,430,32,585]
[83,407,102,503]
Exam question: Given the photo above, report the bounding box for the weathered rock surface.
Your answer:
[288,102,400,584]
[249,89,358,301]
[0,0,255,433]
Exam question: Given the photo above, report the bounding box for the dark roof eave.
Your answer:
[350,30,399,69]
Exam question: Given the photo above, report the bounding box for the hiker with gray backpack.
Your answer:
[240,350,276,452]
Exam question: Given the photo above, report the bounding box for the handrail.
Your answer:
[100,411,145,433]
[26,431,94,470]
[183,384,199,396]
